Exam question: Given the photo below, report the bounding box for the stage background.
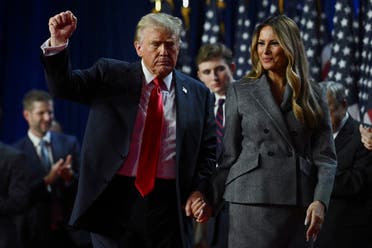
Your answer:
[1,0,370,145]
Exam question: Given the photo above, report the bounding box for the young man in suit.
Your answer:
[13,90,90,248]
[41,11,216,248]
[195,43,235,248]
[316,81,372,247]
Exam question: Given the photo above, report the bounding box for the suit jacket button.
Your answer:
[263,128,269,134]
[120,154,128,160]
[267,151,274,156]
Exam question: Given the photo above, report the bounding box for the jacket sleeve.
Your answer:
[213,82,242,208]
[311,87,337,208]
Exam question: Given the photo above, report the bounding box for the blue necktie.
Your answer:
[39,140,51,170]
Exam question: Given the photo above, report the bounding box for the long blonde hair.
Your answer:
[248,15,323,129]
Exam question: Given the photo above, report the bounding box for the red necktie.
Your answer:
[216,98,225,160]
[135,77,164,197]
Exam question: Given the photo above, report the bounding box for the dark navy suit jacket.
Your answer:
[0,143,30,248]
[41,49,216,248]
[13,131,81,247]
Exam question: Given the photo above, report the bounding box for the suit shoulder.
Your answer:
[228,77,256,93]
[235,77,256,87]
[51,131,79,144]
[0,142,27,163]
[12,137,29,149]
[175,70,206,88]
[92,58,141,75]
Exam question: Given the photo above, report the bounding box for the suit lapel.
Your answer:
[174,71,189,160]
[24,137,40,162]
[249,76,292,146]
[335,116,353,152]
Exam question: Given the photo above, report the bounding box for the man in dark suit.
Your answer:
[316,81,372,247]
[0,141,30,248]
[195,43,235,248]
[13,90,89,248]
[41,10,216,248]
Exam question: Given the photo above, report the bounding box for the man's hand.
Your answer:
[44,158,64,185]
[185,191,212,223]
[304,200,325,242]
[360,124,372,150]
[58,154,74,182]
[44,155,74,185]
[48,10,77,46]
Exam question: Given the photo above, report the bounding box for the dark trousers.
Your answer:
[208,203,229,248]
[91,176,182,248]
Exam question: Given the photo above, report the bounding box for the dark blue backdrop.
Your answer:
[0,0,337,144]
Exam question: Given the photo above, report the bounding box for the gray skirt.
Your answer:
[228,203,314,248]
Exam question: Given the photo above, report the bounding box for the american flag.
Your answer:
[178,28,192,75]
[257,0,280,23]
[327,0,361,120]
[358,0,372,124]
[233,0,254,78]
[155,0,192,75]
[300,0,328,82]
[201,0,224,44]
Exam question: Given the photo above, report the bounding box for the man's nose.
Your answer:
[159,44,168,55]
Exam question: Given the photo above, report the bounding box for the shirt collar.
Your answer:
[214,93,226,105]
[28,130,51,147]
[141,60,172,91]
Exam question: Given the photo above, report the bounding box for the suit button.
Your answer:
[120,154,128,160]
[263,128,269,134]
[267,151,274,156]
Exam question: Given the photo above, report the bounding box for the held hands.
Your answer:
[48,10,77,46]
[44,154,74,185]
[304,200,325,242]
[359,124,372,150]
[185,191,212,223]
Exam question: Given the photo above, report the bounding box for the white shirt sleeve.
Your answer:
[40,38,68,56]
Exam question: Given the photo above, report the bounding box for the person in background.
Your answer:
[194,43,235,248]
[13,90,90,248]
[211,15,337,248]
[41,10,216,248]
[315,81,372,247]
[0,107,31,248]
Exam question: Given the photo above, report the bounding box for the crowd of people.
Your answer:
[1,9,371,248]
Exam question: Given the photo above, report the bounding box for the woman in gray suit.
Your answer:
[213,15,337,248]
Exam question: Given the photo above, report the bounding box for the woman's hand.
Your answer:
[304,200,325,242]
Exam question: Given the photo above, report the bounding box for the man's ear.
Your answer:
[342,99,348,109]
[229,63,236,74]
[134,41,142,57]
[23,110,30,122]
[197,69,201,80]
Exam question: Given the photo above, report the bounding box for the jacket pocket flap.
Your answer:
[225,154,260,185]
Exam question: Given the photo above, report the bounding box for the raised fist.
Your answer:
[48,10,77,46]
